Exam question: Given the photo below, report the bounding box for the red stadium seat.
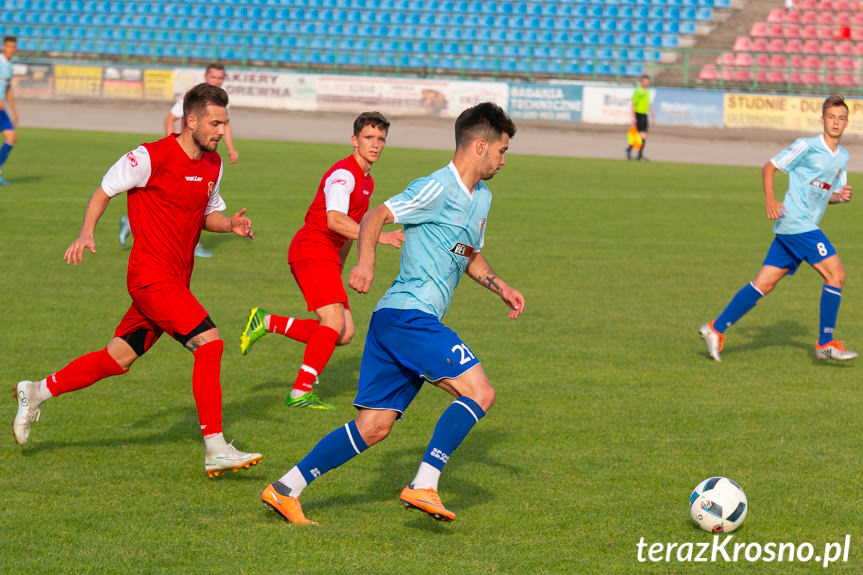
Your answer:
[802,39,820,53]
[766,23,784,37]
[734,52,754,66]
[819,40,837,54]
[836,0,852,9]
[752,37,769,51]
[756,52,770,67]
[801,11,817,24]
[733,36,752,51]
[786,9,801,23]
[817,25,835,39]
[786,38,803,52]
[767,38,786,52]
[801,24,818,38]
[698,65,719,81]
[750,21,768,36]
[766,71,788,83]
[854,41,863,55]
[804,54,824,69]
[716,51,736,66]
[837,40,854,54]
[800,0,817,8]
[791,54,805,68]
[733,69,753,82]
[769,54,788,69]
[801,72,822,85]
[784,24,801,37]
[836,13,852,26]
[817,0,834,9]
[851,27,863,40]
[767,8,784,22]
[853,12,863,25]
[817,12,834,25]
[837,56,855,70]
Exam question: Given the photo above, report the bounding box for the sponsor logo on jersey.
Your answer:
[450,242,474,258]
[207,181,214,197]
[126,152,137,167]
[810,179,832,191]
[186,176,203,182]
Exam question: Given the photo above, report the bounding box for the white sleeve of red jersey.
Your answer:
[323,169,355,215]
[100,145,152,197]
[169,96,183,118]
[204,161,226,215]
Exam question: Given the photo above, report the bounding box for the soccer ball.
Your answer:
[689,476,748,533]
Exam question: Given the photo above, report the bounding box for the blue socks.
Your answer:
[296,419,368,485]
[421,396,485,472]
[0,142,13,168]
[714,282,763,334]
[819,285,842,346]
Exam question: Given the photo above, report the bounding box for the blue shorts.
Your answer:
[0,110,13,132]
[763,230,836,275]
[354,308,481,416]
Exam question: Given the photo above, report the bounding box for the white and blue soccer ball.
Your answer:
[689,476,748,533]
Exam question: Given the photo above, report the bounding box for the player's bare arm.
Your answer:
[830,185,852,204]
[466,252,525,319]
[762,161,785,220]
[348,203,394,294]
[327,210,404,248]
[163,113,179,136]
[203,208,254,238]
[224,124,239,164]
[64,187,112,266]
[6,82,17,126]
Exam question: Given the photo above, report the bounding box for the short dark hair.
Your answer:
[183,82,229,122]
[353,111,390,136]
[204,62,225,74]
[823,94,848,116]
[3,36,16,44]
[454,102,516,150]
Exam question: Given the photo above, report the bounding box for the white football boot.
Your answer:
[699,322,726,362]
[12,380,43,445]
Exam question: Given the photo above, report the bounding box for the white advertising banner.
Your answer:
[315,75,508,118]
[582,85,653,125]
[224,71,318,111]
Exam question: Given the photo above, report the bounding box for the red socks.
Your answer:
[268,314,319,343]
[293,326,340,393]
[46,348,127,396]
[192,340,223,436]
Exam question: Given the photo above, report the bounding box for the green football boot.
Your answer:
[240,307,269,355]
[285,392,335,411]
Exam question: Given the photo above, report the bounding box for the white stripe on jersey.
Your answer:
[388,180,443,221]
[101,145,152,197]
[205,161,226,215]
[773,139,808,172]
[323,168,355,215]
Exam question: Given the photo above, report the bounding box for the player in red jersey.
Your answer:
[12,83,262,477]
[240,112,404,410]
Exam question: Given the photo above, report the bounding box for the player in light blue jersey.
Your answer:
[0,36,18,186]
[261,102,525,525]
[700,94,855,362]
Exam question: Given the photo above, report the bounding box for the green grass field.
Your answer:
[1,127,862,574]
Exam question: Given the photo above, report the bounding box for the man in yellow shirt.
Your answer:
[627,75,653,162]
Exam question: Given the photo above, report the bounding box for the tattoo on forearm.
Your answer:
[484,274,501,292]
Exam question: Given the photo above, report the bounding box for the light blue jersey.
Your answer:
[0,54,12,100]
[376,162,490,320]
[771,134,848,235]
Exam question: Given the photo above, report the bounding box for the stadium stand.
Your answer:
[699,0,863,89]
[1,0,730,80]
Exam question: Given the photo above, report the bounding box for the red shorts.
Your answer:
[114,279,210,354]
[290,258,350,312]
